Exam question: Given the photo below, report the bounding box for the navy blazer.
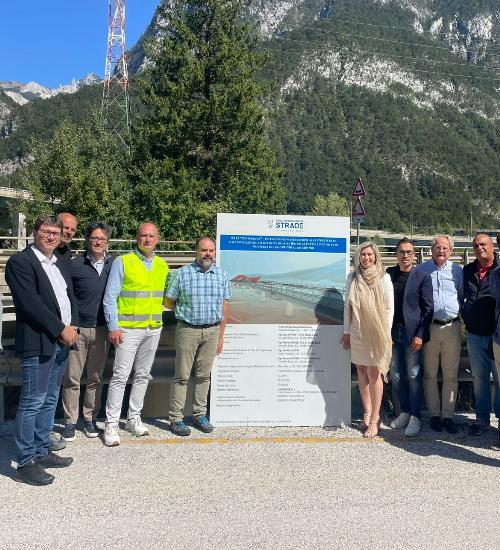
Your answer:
[5,245,79,359]
[387,265,434,343]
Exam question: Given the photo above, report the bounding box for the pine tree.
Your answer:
[131,0,286,239]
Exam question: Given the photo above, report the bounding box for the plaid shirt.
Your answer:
[166,261,231,325]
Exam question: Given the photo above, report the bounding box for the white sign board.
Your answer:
[211,214,351,427]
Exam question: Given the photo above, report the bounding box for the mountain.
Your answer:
[0,73,101,105]
[1,0,499,231]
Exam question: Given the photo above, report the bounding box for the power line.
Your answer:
[270,35,500,73]
[258,45,500,83]
[279,17,500,55]
[309,17,499,42]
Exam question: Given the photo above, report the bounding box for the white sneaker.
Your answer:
[125,416,149,437]
[104,424,120,447]
[390,412,411,429]
[405,416,421,437]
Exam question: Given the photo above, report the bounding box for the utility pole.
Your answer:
[102,0,131,150]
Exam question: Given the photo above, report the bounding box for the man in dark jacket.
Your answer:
[61,222,114,441]
[5,215,79,486]
[54,212,78,269]
[388,238,434,436]
[463,233,499,435]
[491,233,500,450]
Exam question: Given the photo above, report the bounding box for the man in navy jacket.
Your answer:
[61,222,115,441]
[388,238,434,436]
[490,233,500,450]
[463,233,499,436]
[6,215,79,486]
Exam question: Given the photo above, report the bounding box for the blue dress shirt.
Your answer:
[417,259,463,322]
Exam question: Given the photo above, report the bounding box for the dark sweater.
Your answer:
[54,245,74,272]
[462,256,499,336]
[71,253,115,327]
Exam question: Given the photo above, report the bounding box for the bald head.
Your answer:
[57,212,77,246]
[136,223,159,259]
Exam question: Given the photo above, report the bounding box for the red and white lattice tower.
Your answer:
[102,0,131,149]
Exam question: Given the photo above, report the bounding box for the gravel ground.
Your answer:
[0,415,499,550]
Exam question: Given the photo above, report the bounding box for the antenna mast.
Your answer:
[102,0,131,149]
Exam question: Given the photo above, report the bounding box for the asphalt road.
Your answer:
[1,416,499,550]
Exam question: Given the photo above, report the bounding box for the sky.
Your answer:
[0,0,160,88]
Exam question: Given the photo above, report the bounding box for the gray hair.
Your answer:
[431,235,454,250]
[34,215,62,232]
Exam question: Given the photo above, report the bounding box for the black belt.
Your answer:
[433,318,459,326]
[179,321,220,329]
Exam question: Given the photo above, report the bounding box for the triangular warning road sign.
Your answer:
[352,197,365,216]
[352,177,366,197]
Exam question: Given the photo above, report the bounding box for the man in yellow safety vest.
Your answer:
[102,223,169,446]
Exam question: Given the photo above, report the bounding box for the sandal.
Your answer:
[364,419,381,439]
[359,412,372,432]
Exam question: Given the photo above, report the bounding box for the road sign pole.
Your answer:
[357,222,360,246]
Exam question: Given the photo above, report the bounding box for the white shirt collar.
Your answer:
[31,244,57,265]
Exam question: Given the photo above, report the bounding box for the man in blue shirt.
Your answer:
[164,236,231,436]
[102,223,169,446]
[418,236,463,434]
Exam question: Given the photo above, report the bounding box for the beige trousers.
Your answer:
[62,325,110,424]
[423,321,462,418]
[169,322,220,422]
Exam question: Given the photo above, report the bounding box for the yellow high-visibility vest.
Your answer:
[117,252,169,329]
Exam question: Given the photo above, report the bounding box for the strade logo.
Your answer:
[266,218,305,233]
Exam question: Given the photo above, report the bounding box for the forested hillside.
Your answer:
[0,0,499,233]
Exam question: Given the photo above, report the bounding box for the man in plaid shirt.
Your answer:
[164,236,231,436]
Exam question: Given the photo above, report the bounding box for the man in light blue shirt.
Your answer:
[102,223,169,447]
[418,235,463,434]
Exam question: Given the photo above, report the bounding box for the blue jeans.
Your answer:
[467,333,500,425]
[390,325,423,418]
[15,343,69,466]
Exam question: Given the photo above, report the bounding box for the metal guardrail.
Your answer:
[0,239,486,267]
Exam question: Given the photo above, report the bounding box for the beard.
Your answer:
[198,256,213,269]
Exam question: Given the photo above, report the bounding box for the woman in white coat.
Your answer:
[341,242,394,438]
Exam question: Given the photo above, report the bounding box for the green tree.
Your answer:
[18,113,134,236]
[131,0,286,239]
[310,192,350,217]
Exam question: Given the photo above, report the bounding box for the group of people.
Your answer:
[6,214,230,486]
[5,213,500,487]
[342,233,500,446]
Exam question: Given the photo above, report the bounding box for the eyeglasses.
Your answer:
[38,229,61,238]
[89,237,108,243]
[398,250,414,256]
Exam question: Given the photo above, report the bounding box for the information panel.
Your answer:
[211,214,351,427]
